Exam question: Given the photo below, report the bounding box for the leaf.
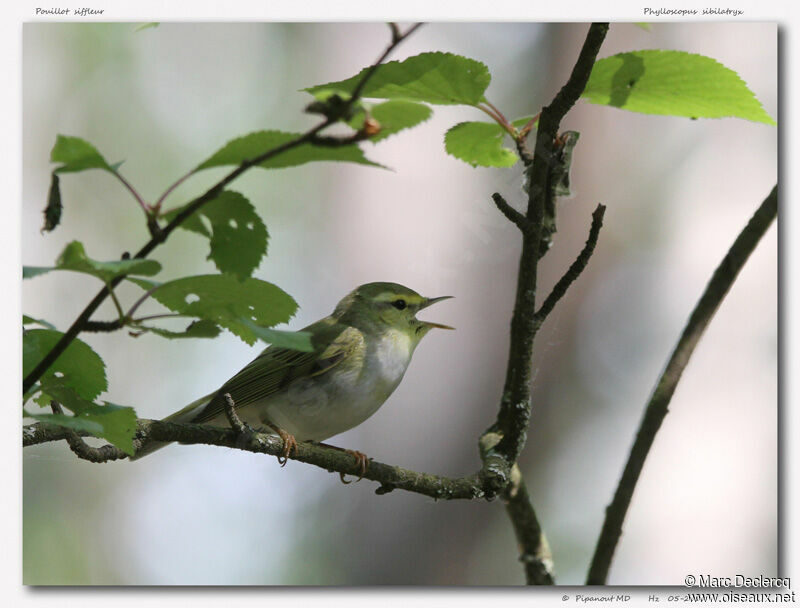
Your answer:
[583,50,775,124]
[23,241,161,283]
[42,172,62,233]
[28,380,137,455]
[305,52,491,106]
[163,191,268,281]
[23,315,56,330]
[445,122,519,168]
[196,130,381,172]
[351,100,432,142]
[50,135,114,173]
[134,22,159,32]
[238,319,313,351]
[145,275,298,345]
[143,319,222,340]
[23,329,107,400]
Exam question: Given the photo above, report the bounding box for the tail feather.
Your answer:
[129,392,214,461]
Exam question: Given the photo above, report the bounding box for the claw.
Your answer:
[268,425,297,466]
[338,449,369,483]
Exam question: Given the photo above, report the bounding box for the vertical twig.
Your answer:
[586,185,778,585]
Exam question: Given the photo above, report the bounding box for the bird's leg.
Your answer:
[266,422,298,466]
[313,442,371,483]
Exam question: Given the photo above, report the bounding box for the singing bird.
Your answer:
[131,282,453,475]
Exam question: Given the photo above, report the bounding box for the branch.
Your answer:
[534,203,605,328]
[24,417,496,501]
[481,432,555,584]
[503,468,555,585]
[492,22,609,465]
[48,402,128,463]
[22,23,423,396]
[586,184,778,585]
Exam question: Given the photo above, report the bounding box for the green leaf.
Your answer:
[305,52,491,106]
[145,275,298,345]
[238,319,313,351]
[634,23,652,31]
[28,380,137,455]
[23,241,161,283]
[23,329,107,400]
[42,172,62,233]
[583,50,775,124]
[23,315,56,330]
[445,122,519,168]
[163,191,268,281]
[196,130,381,172]
[134,22,159,32]
[142,319,222,340]
[50,135,114,173]
[351,100,432,142]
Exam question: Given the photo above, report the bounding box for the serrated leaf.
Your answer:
[28,380,137,455]
[583,50,775,124]
[50,135,114,173]
[23,315,56,330]
[305,52,491,106]
[163,191,268,281]
[42,172,62,233]
[196,130,382,172]
[238,319,313,351]
[445,122,519,168]
[145,275,298,345]
[23,329,107,400]
[23,241,161,283]
[350,100,432,142]
[143,319,222,340]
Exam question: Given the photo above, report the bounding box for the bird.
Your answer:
[130,282,453,477]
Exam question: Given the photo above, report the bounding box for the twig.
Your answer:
[534,203,605,328]
[222,392,247,435]
[22,24,423,396]
[492,193,530,233]
[48,402,128,463]
[586,184,778,585]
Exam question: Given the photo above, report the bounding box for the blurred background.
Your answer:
[22,22,777,585]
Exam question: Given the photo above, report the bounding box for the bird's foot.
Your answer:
[339,449,370,484]
[268,424,297,466]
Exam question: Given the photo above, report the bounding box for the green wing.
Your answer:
[190,317,362,423]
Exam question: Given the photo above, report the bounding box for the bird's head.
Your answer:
[333,282,453,340]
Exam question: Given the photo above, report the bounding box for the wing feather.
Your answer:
[191,318,363,423]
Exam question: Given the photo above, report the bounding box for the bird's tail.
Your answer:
[129,392,213,461]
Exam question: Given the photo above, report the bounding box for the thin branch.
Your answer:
[48,402,128,463]
[480,432,554,584]
[492,193,530,233]
[534,203,605,327]
[22,24,422,396]
[24,417,493,501]
[492,22,609,465]
[586,184,778,585]
[503,467,555,584]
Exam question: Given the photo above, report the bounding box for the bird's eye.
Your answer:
[392,299,407,310]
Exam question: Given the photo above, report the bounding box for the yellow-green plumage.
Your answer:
[131,282,452,459]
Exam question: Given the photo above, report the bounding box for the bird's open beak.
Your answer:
[419,295,455,330]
